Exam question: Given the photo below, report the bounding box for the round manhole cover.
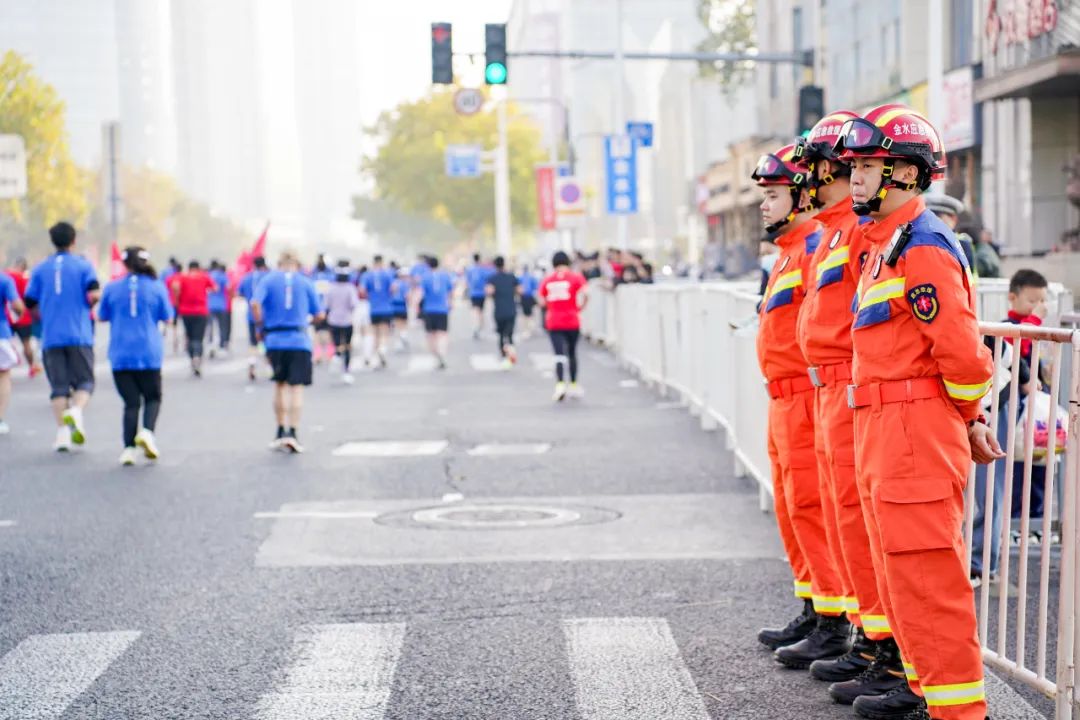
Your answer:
[375,502,621,531]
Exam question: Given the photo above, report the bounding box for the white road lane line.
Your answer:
[0,631,141,720]
[331,440,448,458]
[563,618,710,720]
[466,443,551,456]
[255,623,406,720]
[254,511,379,520]
[0,521,15,528]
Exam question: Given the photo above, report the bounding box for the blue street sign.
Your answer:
[604,134,637,215]
[445,145,482,178]
[626,121,654,148]
[556,162,571,178]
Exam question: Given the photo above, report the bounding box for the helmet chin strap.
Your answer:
[851,160,917,217]
[807,160,851,209]
[765,185,814,234]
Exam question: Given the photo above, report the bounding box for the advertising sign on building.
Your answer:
[941,66,977,151]
[535,164,557,230]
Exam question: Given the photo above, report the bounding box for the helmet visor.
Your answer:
[836,118,888,154]
[754,154,783,178]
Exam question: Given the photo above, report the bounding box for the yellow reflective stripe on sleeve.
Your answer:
[902,661,919,681]
[861,615,891,633]
[794,581,812,599]
[844,597,860,614]
[815,247,850,281]
[812,595,846,613]
[923,679,985,707]
[768,269,803,299]
[857,277,905,310]
[944,378,992,401]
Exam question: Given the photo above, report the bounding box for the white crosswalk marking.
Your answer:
[255,622,406,720]
[0,630,140,720]
[563,618,710,720]
[400,356,438,375]
[468,354,505,371]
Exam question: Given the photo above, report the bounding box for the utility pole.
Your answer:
[494,89,512,258]
[613,0,628,251]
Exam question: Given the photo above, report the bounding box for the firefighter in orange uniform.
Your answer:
[791,111,906,698]
[834,104,1003,720]
[753,144,849,666]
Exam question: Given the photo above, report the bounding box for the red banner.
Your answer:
[109,242,125,279]
[535,165,556,231]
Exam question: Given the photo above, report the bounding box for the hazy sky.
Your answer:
[357,0,514,125]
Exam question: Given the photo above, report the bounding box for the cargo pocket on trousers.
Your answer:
[789,452,821,509]
[876,478,958,554]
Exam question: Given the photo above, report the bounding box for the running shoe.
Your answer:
[568,383,585,399]
[29,364,42,379]
[378,351,388,369]
[342,372,355,385]
[248,362,257,382]
[437,355,447,370]
[119,447,138,466]
[505,345,517,365]
[54,425,73,452]
[135,429,160,460]
[281,434,304,454]
[500,358,513,370]
[0,420,10,435]
[553,382,567,402]
[62,407,86,445]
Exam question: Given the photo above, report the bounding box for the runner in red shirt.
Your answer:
[5,258,40,377]
[171,260,217,377]
[538,251,588,402]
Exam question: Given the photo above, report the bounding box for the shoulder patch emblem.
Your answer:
[829,230,842,249]
[908,283,939,323]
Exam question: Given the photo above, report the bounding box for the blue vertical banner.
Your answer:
[604,134,637,215]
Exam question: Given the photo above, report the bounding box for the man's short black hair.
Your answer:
[494,256,505,269]
[552,251,571,267]
[428,256,439,269]
[49,222,76,249]
[188,260,200,270]
[373,254,383,263]
[1009,269,1048,294]
[253,256,267,269]
[473,253,481,263]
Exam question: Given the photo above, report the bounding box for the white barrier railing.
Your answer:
[585,279,1080,718]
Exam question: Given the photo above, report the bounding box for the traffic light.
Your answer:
[431,22,453,84]
[484,23,507,85]
[797,85,824,137]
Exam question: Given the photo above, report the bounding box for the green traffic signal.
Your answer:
[485,62,507,85]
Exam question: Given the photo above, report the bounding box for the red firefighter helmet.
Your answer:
[832,104,947,215]
[751,143,813,233]
[793,109,860,207]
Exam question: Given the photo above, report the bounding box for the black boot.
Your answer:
[774,613,851,669]
[757,599,816,650]
[810,627,873,681]
[851,684,925,719]
[829,637,908,705]
[896,708,930,720]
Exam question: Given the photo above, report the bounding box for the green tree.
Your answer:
[358,87,546,252]
[695,0,756,90]
[0,50,89,259]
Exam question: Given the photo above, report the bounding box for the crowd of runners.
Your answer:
[0,226,590,462]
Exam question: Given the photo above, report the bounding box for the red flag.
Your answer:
[109,242,125,280]
[232,221,269,277]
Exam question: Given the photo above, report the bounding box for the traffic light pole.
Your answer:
[613,0,628,252]
[494,90,512,258]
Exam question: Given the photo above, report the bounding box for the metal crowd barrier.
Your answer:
[583,278,1080,717]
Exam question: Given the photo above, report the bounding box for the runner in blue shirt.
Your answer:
[419,256,454,369]
[23,222,101,451]
[465,254,495,339]
[0,270,27,436]
[96,247,173,466]
[409,254,431,322]
[389,261,410,351]
[251,251,324,453]
[360,255,395,368]
[517,264,540,338]
[207,260,231,356]
[309,254,336,366]
[237,256,270,380]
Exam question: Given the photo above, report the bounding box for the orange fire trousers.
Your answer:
[767,388,844,614]
[815,380,891,638]
[854,394,986,720]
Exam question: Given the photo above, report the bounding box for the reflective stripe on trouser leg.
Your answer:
[860,400,985,719]
[769,399,810,596]
[902,660,918,683]
[772,393,844,614]
[820,382,887,635]
[814,387,858,620]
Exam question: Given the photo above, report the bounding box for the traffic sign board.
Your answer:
[454,88,483,116]
[555,175,585,225]
[626,121,654,148]
[604,135,637,215]
[0,135,27,199]
[445,145,482,178]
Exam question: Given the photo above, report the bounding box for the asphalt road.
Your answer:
[0,311,1053,719]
